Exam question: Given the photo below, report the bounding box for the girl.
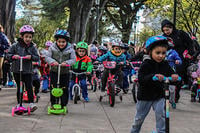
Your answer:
[7,25,39,112]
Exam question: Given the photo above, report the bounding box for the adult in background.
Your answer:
[0,24,10,90]
[161,19,197,102]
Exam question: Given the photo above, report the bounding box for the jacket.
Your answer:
[45,43,76,74]
[7,40,39,74]
[0,32,9,57]
[137,59,175,101]
[166,49,182,71]
[97,51,126,64]
[72,55,93,73]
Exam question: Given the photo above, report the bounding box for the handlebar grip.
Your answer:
[168,77,181,81]
[152,76,159,81]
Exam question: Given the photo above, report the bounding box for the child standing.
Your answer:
[130,36,179,133]
[7,25,39,112]
[69,41,93,102]
[45,29,75,109]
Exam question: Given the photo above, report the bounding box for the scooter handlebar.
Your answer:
[152,76,181,81]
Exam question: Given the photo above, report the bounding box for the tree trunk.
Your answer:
[68,0,94,43]
[86,0,108,44]
[0,0,16,43]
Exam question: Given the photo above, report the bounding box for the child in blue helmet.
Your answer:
[130,36,179,133]
[45,29,76,109]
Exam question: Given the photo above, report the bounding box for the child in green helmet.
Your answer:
[69,41,93,102]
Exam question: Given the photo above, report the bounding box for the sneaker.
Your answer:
[84,97,90,102]
[16,104,21,108]
[29,103,38,112]
[171,103,176,109]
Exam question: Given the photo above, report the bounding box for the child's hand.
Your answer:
[25,55,31,60]
[171,74,179,82]
[175,60,180,64]
[12,55,20,59]
[93,61,99,64]
[61,62,68,66]
[126,60,129,65]
[86,72,91,75]
[119,62,124,65]
[155,74,164,82]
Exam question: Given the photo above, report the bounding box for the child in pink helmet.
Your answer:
[7,25,39,112]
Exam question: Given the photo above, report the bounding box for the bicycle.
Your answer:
[99,61,123,107]
[129,61,142,103]
[91,64,102,92]
[70,71,87,104]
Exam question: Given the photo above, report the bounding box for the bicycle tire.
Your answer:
[74,86,79,104]
[92,79,97,92]
[108,83,115,107]
[132,82,138,103]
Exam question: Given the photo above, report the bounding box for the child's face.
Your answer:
[22,33,33,45]
[77,48,86,57]
[113,46,122,53]
[57,38,67,49]
[122,49,126,53]
[90,52,96,56]
[151,46,167,63]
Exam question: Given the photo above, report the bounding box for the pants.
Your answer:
[169,85,176,104]
[101,68,123,91]
[0,57,4,79]
[130,98,165,133]
[32,79,40,95]
[123,69,130,89]
[191,83,197,98]
[70,76,88,99]
[13,73,34,103]
[50,72,69,107]
[42,75,49,91]
[2,62,13,85]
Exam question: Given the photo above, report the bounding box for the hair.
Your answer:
[20,32,34,37]
[163,24,173,29]
[0,24,4,32]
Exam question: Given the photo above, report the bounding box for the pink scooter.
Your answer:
[12,56,31,116]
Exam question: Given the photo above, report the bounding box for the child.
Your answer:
[130,36,179,133]
[69,41,93,102]
[7,25,39,112]
[45,29,75,109]
[95,42,126,96]
[40,41,52,93]
[121,43,131,93]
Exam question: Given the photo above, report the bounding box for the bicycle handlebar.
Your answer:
[69,70,87,75]
[50,64,70,67]
[12,56,29,60]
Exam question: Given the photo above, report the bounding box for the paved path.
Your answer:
[0,87,200,133]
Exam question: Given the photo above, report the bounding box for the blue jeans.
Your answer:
[123,69,130,89]
[69,78,88,99]
[130,98,165,133]
[42,75,49,91]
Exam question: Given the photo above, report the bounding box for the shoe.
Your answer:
[171,103,176,109]
[191,97,196,102]
[41,90,48,93]
[84,97,90,102]
[16,104,21,108]
[29,103,38,112]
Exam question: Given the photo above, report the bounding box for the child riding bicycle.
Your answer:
[45,29,76,109]
[69,41,93,102]
[130,36,179,133]
[95,42,126,96]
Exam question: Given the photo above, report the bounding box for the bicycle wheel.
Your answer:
[132,82,138,103]
[108,83,115,107]
[92,79,97,92]
[74,86,79,104]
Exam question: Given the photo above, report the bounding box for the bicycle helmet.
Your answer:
[45,41,53,47]
[112,42,122,48]
[19,25,35,35]
[54,29,70,41]
[98,45,107,52]
[76,41,88,50]
[145,35,168,53]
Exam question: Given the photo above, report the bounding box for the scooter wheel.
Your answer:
[99,96,103,102]
[119,95,123,101]
[12,107,15,117]
[27,107,31,115]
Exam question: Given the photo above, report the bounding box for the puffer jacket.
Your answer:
[0,32,9,57]
[97,51,126,64]
[166,49,182,71]
[7,40,39,74]
[45,43,76,74]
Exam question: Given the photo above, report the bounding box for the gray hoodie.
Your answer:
[45,43,76,74]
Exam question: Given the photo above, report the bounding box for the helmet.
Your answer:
[121,43,129,50]
[90,46,97,53]
[98,45,107,52]
[145,35,168,52]
[112,42,122,48]
[19,25,35,34]
[45,41,53,47]
[54,29,70,40]
[51,88,63,97]
[76,41,88,50]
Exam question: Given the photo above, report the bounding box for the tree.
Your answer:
[0,0,16,43]
[105,0,146,43]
